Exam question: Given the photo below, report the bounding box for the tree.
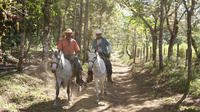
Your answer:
[83,0,89,63]
[77,0,83,50]
[17,0,26,72]
[42,0,51,72]
[122,0,160,66]
[159,0,164,71]
[177,0,195,104]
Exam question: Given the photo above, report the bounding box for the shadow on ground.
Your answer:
[19,59,179,112]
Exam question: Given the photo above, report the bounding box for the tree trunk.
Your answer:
[150,46,152,60]
[177,0,195,104]
[167,0,179,60]
[146,46,148,62]
[152,31,157,67]
[134,45,137,63]
[42,0,51,72]
[83,0,89,64]
[126,44,131,58]
[132,40,135,59]
[185,48,188,68]
[17,0,26,72]
[72,0,78,40]
[77,0,83,51]
[186,4,193,95]
[159,0,164,71]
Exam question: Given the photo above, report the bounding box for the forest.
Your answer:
[0,0,200,112]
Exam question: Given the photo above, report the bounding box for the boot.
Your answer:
[87,70,93,83]
[76,70,85,86]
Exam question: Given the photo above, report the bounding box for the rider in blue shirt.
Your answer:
[87,29,113,83]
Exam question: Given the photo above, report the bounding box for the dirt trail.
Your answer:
[22,52,173,112]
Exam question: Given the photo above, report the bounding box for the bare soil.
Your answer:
[20,53,177,112]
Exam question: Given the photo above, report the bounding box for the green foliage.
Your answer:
[179,46,186,58]
[142,59,200,95]
[190,79,200,96]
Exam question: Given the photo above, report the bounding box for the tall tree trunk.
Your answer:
[151,31,157,67]
[159,0,164,71]
[83,0,89,63]
[177,0,195,104]
[185,48,188,68]
[132,40,135,60]
[58,12,63,42]
[150,46,152,60]
[167,0,179,59]
[42,0,51,72]
[17,0,26,72]
[185,1,193,95]
[72,0,78,39]
[146,46,149,62]
[134,45,137,63]
[77,0,83,51]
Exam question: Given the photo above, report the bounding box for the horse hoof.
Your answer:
[68,101,72,106]
[101,96,104,100]
[53,102,57,107]
[96,100,99,104]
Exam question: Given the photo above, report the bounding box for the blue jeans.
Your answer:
[68,55,82,70]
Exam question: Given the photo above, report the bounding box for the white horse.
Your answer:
[51,50,73,106]
[88,50,106,103]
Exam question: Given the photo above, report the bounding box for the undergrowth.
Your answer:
[0,71,54,112]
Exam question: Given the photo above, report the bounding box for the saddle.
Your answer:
[98,52,109,62]
[64,54,82,76]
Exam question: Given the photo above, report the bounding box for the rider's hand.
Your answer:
[97,49,102,53]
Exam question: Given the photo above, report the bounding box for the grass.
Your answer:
[0,70,54,111]
[131,57,200,112]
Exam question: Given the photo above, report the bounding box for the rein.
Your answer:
[89,53,98,68]
[52,53,63,69]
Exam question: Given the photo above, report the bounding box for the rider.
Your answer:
[57,28,84,86]
[87,29,113,83]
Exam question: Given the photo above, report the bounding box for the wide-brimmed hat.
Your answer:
[95,29,102,34]
[64,28,73,34]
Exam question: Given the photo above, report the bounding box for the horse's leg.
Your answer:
[100,77,105,99]
[95,78,99,103]
[67,80,72,105]
[53,80,61,106]
[103,75,107,95]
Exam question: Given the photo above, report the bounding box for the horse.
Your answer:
[51,50,73,106]
[88,50,107,103]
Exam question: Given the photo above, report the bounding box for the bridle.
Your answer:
[88,53,97,68]
[51,53,62,69]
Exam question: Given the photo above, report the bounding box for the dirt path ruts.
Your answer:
[22,53,172,112]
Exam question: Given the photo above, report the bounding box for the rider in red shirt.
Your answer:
[57,28,84,85]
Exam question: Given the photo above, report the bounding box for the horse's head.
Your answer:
[51,50,61,73]
[88,50,97,70]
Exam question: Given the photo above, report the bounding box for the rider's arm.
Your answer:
[105,38,112,54]
[74,40,80,57]
[108,44,112,54]
[75,51,80,57]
